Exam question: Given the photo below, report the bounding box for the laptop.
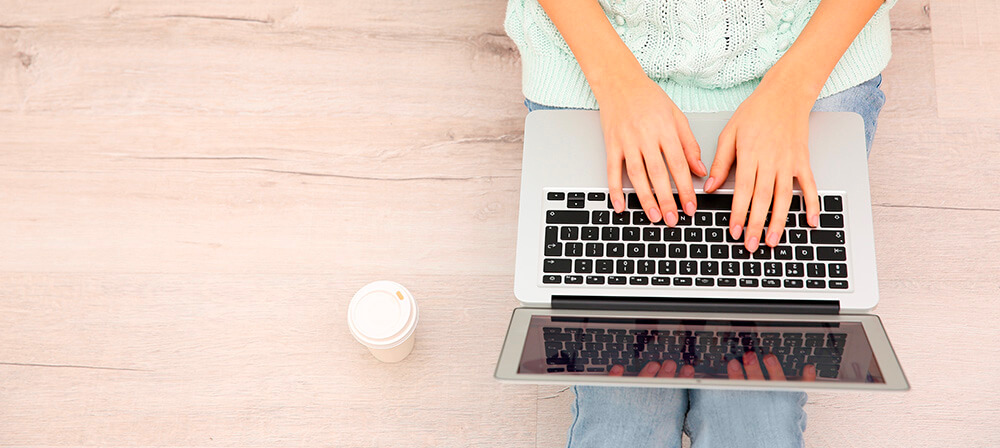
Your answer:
[495,110,909,391]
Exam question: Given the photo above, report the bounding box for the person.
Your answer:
[504,0,893,446]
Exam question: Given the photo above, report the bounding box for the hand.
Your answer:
[703,76,821,251]
[599,75,708,225]
[608,360,696,378]
[728,351,817,381]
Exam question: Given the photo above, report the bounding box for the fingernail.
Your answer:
[704,177,716,192]
[684,201,695,216]
[665,211,678,226]
[805,365,815,374]
[697,161,707,174]
[611,365,623,374]
[765,355,779,366]
[613,199,623,213]
[729,360,741,371]
[732,224,743,239]
[766,232,779,247]
[745,353,757,366]
[808,214,818,227]
[747,236,759,252]
[648,207,662,223]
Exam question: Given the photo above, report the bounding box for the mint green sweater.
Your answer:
[504,0,896,112]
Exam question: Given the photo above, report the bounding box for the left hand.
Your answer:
[703,76,821,251]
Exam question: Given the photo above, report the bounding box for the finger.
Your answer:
[763,355,786,381]
[608,365,625,377]
[797,166,820,228]
[742,352,766,380]
[606,146,626,213]
[727,359,745,380]
[802,365,817,382]
[625,152,662,223]
[641,143,677,225]
[679,364,695,378]
[657,360,679,378]
[745,167,775,252]
[729,152,756,240]
[663,135,697,216]
[674,111,706,177]
[706,125,736,193]
[765,174,794,248]
[638,361,661,377]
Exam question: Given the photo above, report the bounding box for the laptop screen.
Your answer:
[518,315,884,384]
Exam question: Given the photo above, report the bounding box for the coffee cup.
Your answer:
[348,281,418,363]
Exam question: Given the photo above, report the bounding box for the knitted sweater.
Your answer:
[504,0,896,112]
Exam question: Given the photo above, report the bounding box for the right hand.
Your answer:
[598,75,708,224]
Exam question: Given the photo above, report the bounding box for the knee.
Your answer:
[686,390,807,448]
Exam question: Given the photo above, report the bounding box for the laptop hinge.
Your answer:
[551,295,840,315]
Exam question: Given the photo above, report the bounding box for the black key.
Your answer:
[633,211,651,225]
[547,192,565,201]
[586,275,605,285]
[722,261,740,276]
[762,278,780,288]
[566,242,583,257]
[700,261,719,275]
[743,261,761,276]
[586,243,604,257]
[696,277,715,287]
[544,242,562,256]
[648,243,666,258]
[818,247,847,261]
[752,246,771,260]
[658,260,677,275]
[547,210,589,224]
[627,193,642,209]
[581,226,600,240]
[565,275,583,284]
[588,192,606,202]
[718,278,737,287]
[694,212,712,226]
[829,263,848,278]
[726,230,744,243]
[740,278,759,287]
[585,328,605,335]
[711,244,729,259]
[680,260,697,275]
[669,244,687,258]
[685,228,703,242]
[623,227,641,241]
[697,193,733,210]
[798,213,811,228]
[561,226,579,241]
[811,230,845,245]
[643,227,661,241]
[795,246,814,260]
[545,226,559,245]
[629,276,648,285]
[806,279,826,289]
[677,213,692,226]
[785,262,804,277]
[663,227,682,241]
[608,276,627,285]
[774,246,793,260]
[715,212,730,227]
[627,243,645,258]
[616,259,635,274]
[592,211,610,225]
[596,259,614,273]
[543,259,572,273]
[543,327,563,334]
[820,213,844,228]
[764,262,781,277]
[568,192,585,200]
[601,227,620,241]
[789,195,802,211]
[567,199,585,208]
[674,277,693,286]
[823,195,843,212]
[732,245,751,259]
[705,228,725,242]
[638,259,656,274]
[784,279,803,288]
[575,259,594,273]
[788,229,808,244]
[690,244,708,258]
[612,212,630,225]
[652,276,670,285]
[607,243,625,257]
[542,274,561,284]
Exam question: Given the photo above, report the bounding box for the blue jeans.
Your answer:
[522,76,885,448]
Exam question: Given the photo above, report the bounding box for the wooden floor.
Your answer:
[1,0,998,446]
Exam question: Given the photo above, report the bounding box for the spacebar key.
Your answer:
[546,210,589,224]
[696,193,734,210]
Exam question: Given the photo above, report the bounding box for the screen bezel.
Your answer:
[495,307,909,391]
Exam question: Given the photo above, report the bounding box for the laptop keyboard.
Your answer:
[542,326,845,379]
[540,189,850,290]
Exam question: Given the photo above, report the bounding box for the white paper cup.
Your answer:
[348,281,418,363]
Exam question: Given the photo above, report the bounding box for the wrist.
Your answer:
[587,62,650,105]
[761,60,826,107]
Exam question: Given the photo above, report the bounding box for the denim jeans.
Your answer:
[521,76,885,448]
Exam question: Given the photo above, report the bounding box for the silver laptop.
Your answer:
[495,110,908,391]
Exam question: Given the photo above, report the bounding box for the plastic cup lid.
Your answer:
[348,281,417,348]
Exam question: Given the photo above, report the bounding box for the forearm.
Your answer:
[537,0,647,104]
[765,0,884,100]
